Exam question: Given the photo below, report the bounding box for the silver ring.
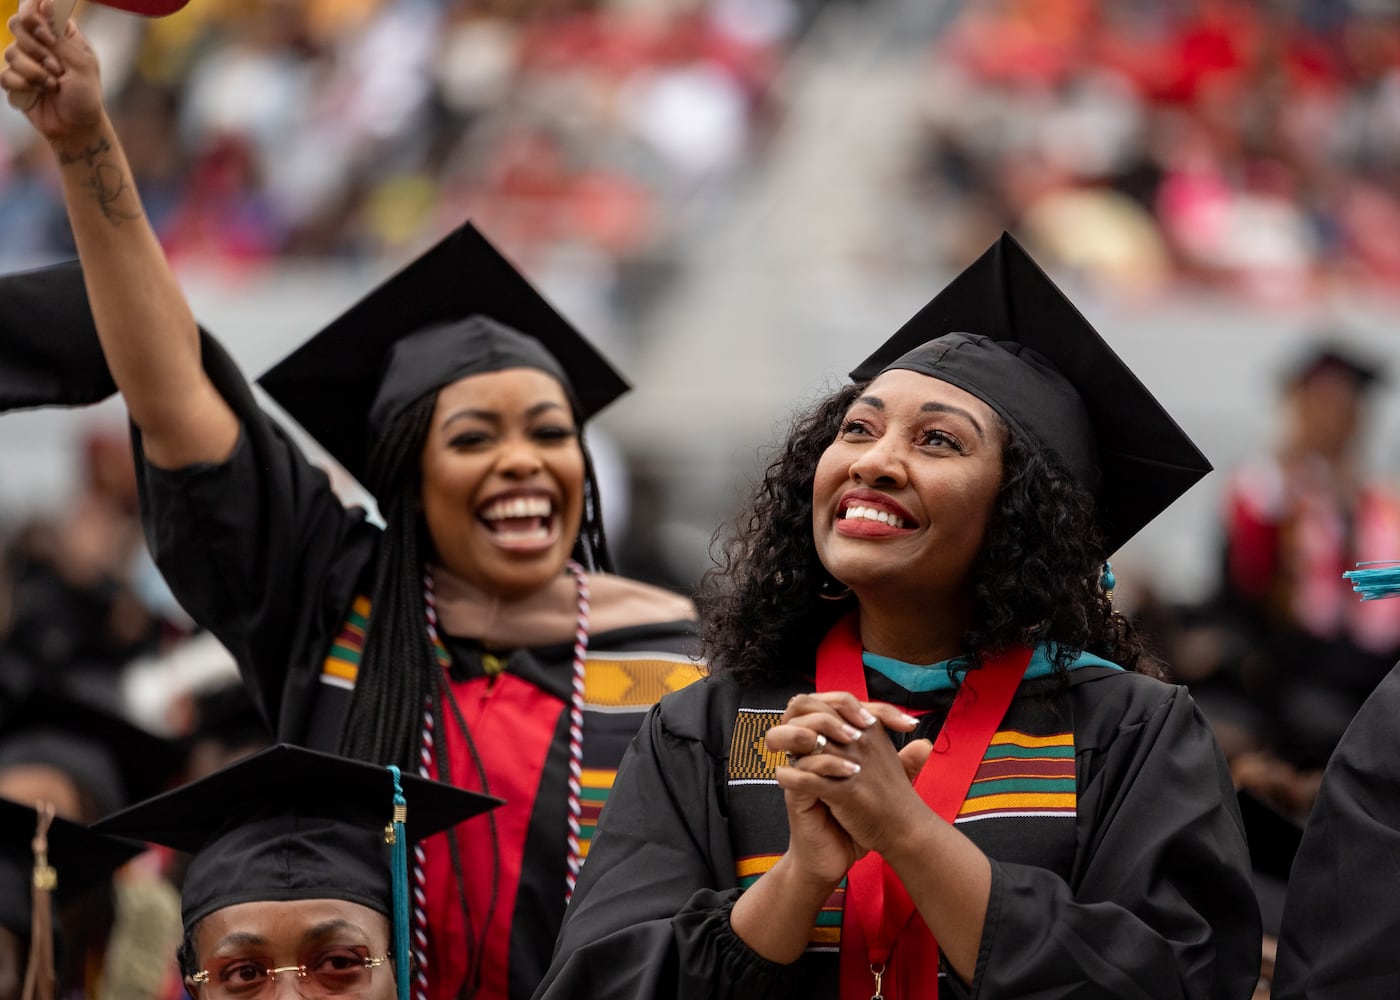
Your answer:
[811,733,829,755]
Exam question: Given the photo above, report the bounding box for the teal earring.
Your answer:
[1100,562,1116,605]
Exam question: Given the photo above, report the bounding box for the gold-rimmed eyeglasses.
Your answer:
[190,949,389,999]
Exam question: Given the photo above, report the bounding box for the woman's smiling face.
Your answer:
[419,367,585,599]
[812,368,1005,607]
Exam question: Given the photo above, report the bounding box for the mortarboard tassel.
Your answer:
[1343,561,1400,601]
[21,801,57,1000]
[385,766,410,1000]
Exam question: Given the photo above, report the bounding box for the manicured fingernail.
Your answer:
[840,725,862,741]
[841,761,861,775]
[898,712,918,726]
[858,709,877,727]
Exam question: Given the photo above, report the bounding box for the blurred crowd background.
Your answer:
[13,0,1400,293]
[6,0,1400,997]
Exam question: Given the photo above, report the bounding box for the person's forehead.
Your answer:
[0,765,86,820]
[197,898,389,948]
[857,369,1003,424]
[432,366,572,410]
[1292,365,1367,397]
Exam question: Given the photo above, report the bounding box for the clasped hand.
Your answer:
[764,692,934,888]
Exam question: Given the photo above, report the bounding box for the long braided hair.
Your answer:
[337,386,615,769]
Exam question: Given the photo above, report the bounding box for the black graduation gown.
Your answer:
[1272,660,1400,1000]
[536,666,1261,1000]
[131,347,701,1000]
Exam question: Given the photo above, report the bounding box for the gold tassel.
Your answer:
[21,801,57,1000]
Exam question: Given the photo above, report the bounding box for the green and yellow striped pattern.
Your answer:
[957,730,1076,820]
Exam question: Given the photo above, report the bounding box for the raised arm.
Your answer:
[2,0,237,468]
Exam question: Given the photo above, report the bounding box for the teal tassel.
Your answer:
[1344,561,1400,601]
[386,765,409,1000]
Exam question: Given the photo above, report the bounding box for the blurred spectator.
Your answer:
[909,0,1400,297]
[1122,337,1399,1000]
[0,424,193,697]
[1174,338,1400,819]
[0,136,67,256]
[13,0,1400,299]
[0,687,184,1000]
[0,0,791,325]
[181,680,273,776]
[0,798,144,1000]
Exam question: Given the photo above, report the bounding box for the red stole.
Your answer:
[814,614,1029,1000]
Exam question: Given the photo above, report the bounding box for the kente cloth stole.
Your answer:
[319,593,701,858]
[819,613,1027,1000]
[726,711,1077,964]
[321,595,375,689]
[321,597,537,682]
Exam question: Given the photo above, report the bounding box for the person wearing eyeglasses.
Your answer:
[93,744,499,1000]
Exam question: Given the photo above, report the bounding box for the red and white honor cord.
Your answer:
[561,560,591,902]
[413,562,592,1000]
[412,700,434,1000]
[415,570,443,1000]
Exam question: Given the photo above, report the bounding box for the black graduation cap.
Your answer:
[0,261,242,415]
[256,222,631,484]
[0,222,629,487]
[850,233,1212,554]
[0,261,117,411]
[0,686,186,818]
[1280,338,1385,392]
[93,743,499,929]
[0,795,143,938]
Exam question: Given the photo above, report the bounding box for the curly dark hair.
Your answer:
[699,381,1153,688]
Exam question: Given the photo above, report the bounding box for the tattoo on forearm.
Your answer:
[56,136,110,168]
[81,162,140,225]
[56,136,140,225]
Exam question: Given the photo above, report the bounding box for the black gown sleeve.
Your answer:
[534,689,800,1000]
[1272,661,1400,1000]
[133,334,375,736]
[961,681,1261,1000]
